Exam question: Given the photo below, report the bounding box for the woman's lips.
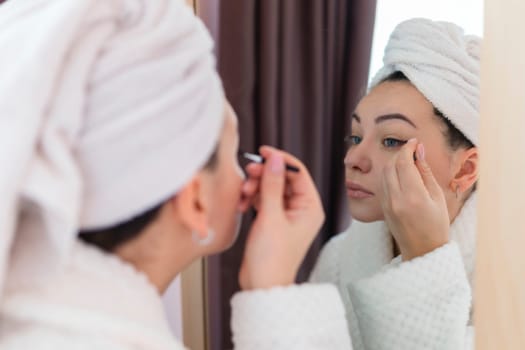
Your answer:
[346,181,374,199]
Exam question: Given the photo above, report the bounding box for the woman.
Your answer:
[0,1,351,349]
[309,19,480,350]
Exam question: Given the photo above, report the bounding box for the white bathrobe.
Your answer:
[310,193,477,350]
[0,2,353,349]
[0,240,352,350]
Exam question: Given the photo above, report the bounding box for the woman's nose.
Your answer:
[344,145,372,173]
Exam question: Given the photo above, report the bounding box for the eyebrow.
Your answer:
[352,113,417,129]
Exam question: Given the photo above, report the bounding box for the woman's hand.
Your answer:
[239,146,325,290]
[381,139,450,260]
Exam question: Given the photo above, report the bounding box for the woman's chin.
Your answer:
[215,214,243,252]
[348,204,384,223]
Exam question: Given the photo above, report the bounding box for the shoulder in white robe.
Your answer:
[310,194,477,350]
[1,240,353,349]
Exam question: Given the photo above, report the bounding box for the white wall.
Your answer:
[369,0,484,82]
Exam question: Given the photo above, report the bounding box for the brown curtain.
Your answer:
[207,0,376,348]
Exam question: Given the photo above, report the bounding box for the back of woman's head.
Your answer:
[78,149,219,252]
[0,0,224,296]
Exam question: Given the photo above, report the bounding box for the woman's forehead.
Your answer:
[355,82,435,124]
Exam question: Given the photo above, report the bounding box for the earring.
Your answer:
[192,229,215,246]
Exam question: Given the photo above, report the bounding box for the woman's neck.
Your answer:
[392,238,401,257]
[114,220,198,294]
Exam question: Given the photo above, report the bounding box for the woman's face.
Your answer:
[204,102,244,251]
[345,80,459,222]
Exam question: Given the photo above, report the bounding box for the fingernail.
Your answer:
[408,138,417,144]
[270,154,284,174]
[417,143,425,161]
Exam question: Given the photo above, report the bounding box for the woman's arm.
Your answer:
[347,241,472,350]
[231,284,352,349]
[232,147,352,349]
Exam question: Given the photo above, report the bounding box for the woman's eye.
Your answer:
[382,138,406,148]
[345,135,362,146]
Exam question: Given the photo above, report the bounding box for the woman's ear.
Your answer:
[169,173,211,239]
[450,147,479,194]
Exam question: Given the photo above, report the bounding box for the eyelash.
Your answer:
[344,135,407,149]
[344,135,362,146]
[382,138,407,148]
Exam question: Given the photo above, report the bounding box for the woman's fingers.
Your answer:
[259,146,315,196]
[239,177,260,212]
[240,146,325,290]
[395,139,426,194]
[394,139,443,202]
[245,162,263,178]
[240,146,322,214]
[259,146,322,214]
[414,143,444,201]
[239,163,263,212]
[257,152,286,214]
[259,145,306,172]
[379,140,451,260]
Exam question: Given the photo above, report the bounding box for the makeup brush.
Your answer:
[240,151,300,173]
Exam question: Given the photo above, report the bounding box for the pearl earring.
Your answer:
[192,229,215,246]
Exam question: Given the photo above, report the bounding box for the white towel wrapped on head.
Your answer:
[0,0,224,299]
[370,18,481,146]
